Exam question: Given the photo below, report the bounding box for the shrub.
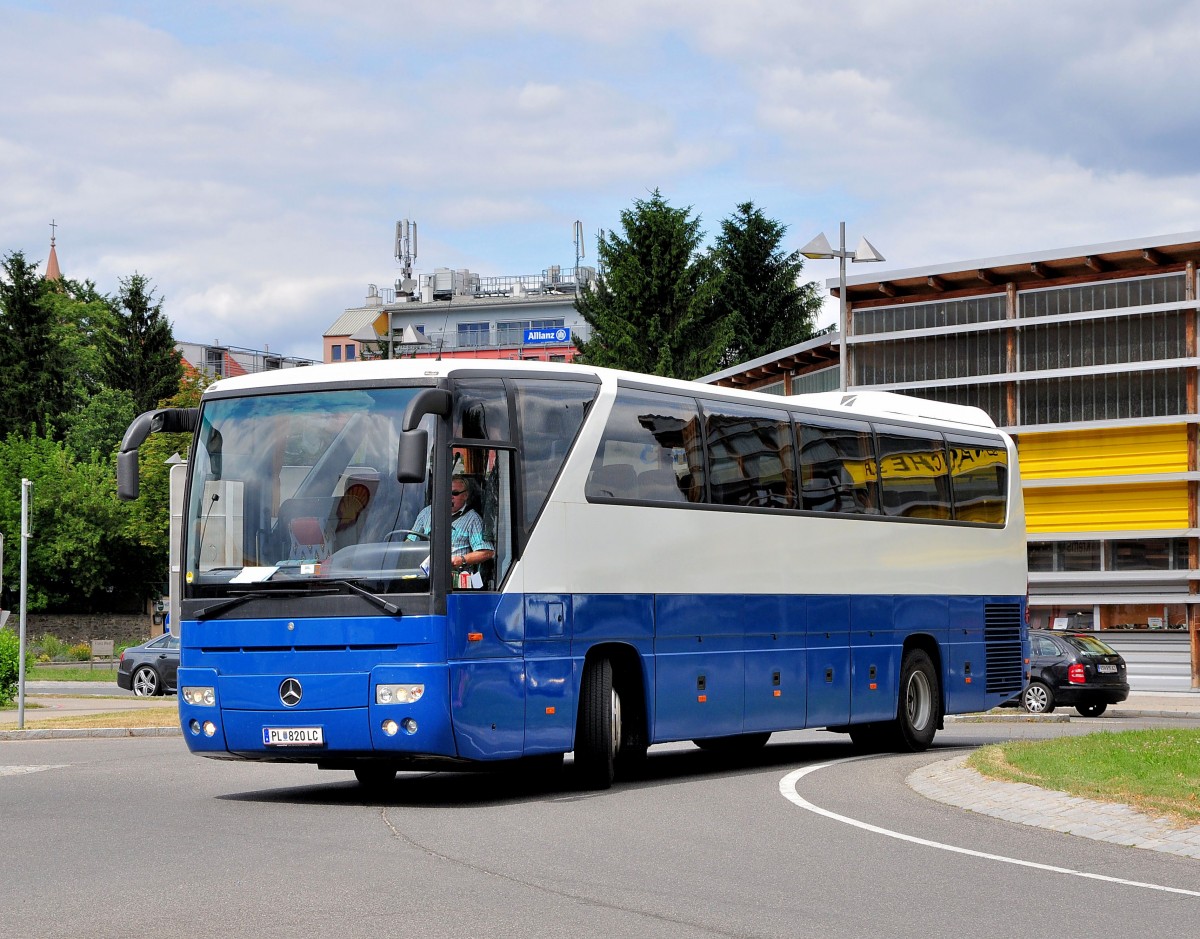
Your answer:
[69,642,91,662]
[1,627,33,706]
[34,633,70,661]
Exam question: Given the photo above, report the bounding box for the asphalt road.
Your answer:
[2,719,1197,939]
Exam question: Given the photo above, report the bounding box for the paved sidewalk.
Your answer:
[916,690,1200,861]
[0,688,178,739]
[909,755,1200,860]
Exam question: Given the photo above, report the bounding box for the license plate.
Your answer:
[263,726,324,746]
[1097,663,1118,674]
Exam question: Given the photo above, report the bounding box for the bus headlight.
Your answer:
[376,683,424,705]
[182,686,216,706]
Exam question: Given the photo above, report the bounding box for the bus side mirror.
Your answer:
[396,388,451,483]
[116,407,200,501]
[397,429,429,482]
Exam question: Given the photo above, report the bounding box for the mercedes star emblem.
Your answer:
[279,678,303,707]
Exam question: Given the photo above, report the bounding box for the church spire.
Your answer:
[45,218,62,281]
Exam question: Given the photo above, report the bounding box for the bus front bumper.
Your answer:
[177,665,457,760]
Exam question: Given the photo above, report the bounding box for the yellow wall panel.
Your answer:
[1024,482,1189,533]
[1018,424,1187,479]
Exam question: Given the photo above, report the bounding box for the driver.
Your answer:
[407,474,495,571]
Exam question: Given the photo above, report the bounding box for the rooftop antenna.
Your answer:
[392,218,419,357]
[395,218,418,283]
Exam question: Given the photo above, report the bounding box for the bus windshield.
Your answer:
[184,386,435,594]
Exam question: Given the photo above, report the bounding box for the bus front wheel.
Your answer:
[575,657,620,790]
[849,649,940,753]
[895,649,939,751]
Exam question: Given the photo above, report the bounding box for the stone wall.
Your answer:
[20,613,161,647]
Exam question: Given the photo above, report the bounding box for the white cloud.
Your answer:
[3,0,1199,362]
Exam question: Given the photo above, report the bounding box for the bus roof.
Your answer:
[202,359,998,431]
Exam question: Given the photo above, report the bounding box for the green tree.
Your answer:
[63,386,138,463]
[575,190,722,379]
[708,202,823,369]
[0,433,153,612]
[45,276,118,414]
[0,251,73,438]
[101,273,184,414]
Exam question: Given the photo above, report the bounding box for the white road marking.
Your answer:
[0,765,68,777]
[779,758,1200,899]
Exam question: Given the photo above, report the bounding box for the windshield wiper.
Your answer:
[194,587,337,621]
[333,580,401,616]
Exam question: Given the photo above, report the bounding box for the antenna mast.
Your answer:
[395,219,418,295]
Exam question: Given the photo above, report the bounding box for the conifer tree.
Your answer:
[0,251,73,438]
[101,273,184,414]
[575,190,722,379]
[708,202,822,369]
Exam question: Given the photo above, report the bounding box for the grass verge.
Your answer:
[968,729,1200,826]
[29,665,121,682]
[0,706,179,730]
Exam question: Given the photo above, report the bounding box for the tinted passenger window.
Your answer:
[797,420,878,513]
[703,402,795,509]
[587,389,704,504]
[876,430,951,519]
[515,380,597,527]
[947,437,1007,524]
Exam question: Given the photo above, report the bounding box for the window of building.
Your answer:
[458,322,491,347]
[1106,538,1190,571]
[331,345,342,362]
[1027,541,1102,571]
[1019,273,1186,319]
[206,348,225,376]
[346,343,356,361]
[791,367,838,395]
[1018,370,1187,425]
[854,294,1006,336]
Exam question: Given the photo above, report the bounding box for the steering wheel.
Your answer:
[383,529,428,541]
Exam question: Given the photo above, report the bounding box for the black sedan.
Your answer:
[116,633,180,697]
[1021,629,1129,716]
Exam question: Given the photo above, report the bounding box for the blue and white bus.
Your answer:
[118,359,1027,789]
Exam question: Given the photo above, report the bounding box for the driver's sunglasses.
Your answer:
[451,488,467,496]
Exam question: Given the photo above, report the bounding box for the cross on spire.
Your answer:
[49,218,57,246]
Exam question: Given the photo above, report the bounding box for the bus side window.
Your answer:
[702,401,795,510]
[947,437,1008,524]
[586,388,704,504]
[797,418,878,514]
[875,429,952,520]
[515,380,597,528]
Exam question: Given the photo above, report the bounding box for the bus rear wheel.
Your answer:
[575,657,620,790]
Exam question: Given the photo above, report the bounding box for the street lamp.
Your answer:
[800,222,885,391]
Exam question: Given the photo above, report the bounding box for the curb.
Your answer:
[0,726,181,741]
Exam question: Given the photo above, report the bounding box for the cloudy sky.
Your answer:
[4,0,1199,362]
